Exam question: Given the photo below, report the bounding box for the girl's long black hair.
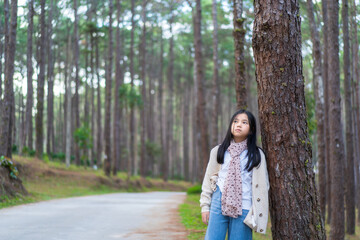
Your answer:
[217,109,261,172]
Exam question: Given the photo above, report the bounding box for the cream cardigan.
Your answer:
[200,145,270,234]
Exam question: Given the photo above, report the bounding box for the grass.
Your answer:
[179,193,360,240]
[0,154,191,209]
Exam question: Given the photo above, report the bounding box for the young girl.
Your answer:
[200,109,269,240]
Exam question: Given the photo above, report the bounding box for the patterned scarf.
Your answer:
[221,138,247,218]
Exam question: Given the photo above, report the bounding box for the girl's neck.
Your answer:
[233,137,247,143]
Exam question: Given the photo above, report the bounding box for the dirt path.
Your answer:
[0,192,188,240]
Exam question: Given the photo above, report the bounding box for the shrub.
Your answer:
[187,185,202,195]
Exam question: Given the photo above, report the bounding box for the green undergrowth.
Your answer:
[0,155,191,209]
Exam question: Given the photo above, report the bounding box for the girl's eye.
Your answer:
[243,122,248,124]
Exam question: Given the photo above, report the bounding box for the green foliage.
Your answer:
[119,84,143,109]
[74,126,92,164]
[0,156,19,179]
[186,185,202,194]
[145,140,162,162]
[11,145,18,153]
[43,153,50,163]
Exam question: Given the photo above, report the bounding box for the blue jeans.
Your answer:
[205,186,252,240]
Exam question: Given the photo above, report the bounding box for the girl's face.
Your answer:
[231,113,250,143]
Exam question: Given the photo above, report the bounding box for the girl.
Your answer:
[200,109,269,240]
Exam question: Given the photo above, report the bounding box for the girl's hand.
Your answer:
[202,211,210,225]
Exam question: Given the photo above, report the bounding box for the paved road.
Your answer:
[0,192,187,240]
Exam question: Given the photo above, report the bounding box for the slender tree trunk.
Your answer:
[350,0,360,223]
[305,0,326,222]
[158,28,165,180]
[73,0,80,165]
[35,0,46,159]
[327,0,345,238]
[211,0,220,148]
[46,0,54,155]
[342,0,355,234]
[233,0,246,110]
[140,1,148,177]
[252,0,326,238]
[96,36,102,168]
[0,6,3,99]
[104,0,113,177]
[192,0,209,181]
[183,60,192,181]
[0,0,17,158]
[113,0,122,175]
[321,0,332,225]
[25,0,34,151]
[129,0,136,176]
[65,33,72,168]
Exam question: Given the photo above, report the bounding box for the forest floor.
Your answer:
[0,155,192,209]
[180,193,360,240]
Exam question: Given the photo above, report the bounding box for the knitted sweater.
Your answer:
[199,145,270,234]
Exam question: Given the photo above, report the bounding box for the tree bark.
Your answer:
[95,34,102,168]
[73,0,80,165]
[129,0,136,176]
[65,32,72,168]
[252,0,326,238]
[104,0,113,177]
[140,1,148,177]
[305,0,326,222]
[321,0,332,225]
[25,0,34,151]
[233,0,246,110]
[350,0,360,223]
[35,0,46,159]
[158,27,165,180]
[47,0,55,155]
[192,0,209,181]
[342,0,355,234]
[327,0,345,238]
[113,0,123,175]
[211,0,220,148]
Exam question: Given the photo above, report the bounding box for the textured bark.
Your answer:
[140,1,148,177]
[46,0,54,155]
[183,61,192,181]
[0,8,3,98]
[342,0,355,234]
[350,0,360,223]
[327,0,345,238]
[129,0,136,176]
[305,0,326,221]
[211,0,220,147]
[65,33,72,168]
[252,0,326,238]
[95,36,102,168]
[113,0,122,175]
[25,0,34,150]
[35,0,46,159]
[164,9,175,181]
[233,0,246,110]
[0,0,17,159]
[104,0,113,177]
[73,0,80,165]
[192,0,209,181]
[321,0,332,225]
[158,28,165,180]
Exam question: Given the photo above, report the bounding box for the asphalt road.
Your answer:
[0,192,187,240]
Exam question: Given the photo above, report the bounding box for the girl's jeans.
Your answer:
[205,186,252,240]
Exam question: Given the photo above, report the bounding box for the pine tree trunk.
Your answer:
[65,32,72,168]
[350,0,360,223]
[252,0,326,238]
[25,0,34,151]
[0,7,3,99]
[321,0,332,225]
[140,1,148,177]
[129,0,136,177]
[192,0,209,181]
[113,0,122,175]
[183,60,192,181]
[95,36,102,168]
[327,0,345,238]
[73,0,80,165]
[211,0,220,148]
[233,0,246,110]
[342,0,356,234]
[46,0,54,155]
[35,0,46,159]
[104,0,113,177]
[158,28,165,180]
[305,0,326,221]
